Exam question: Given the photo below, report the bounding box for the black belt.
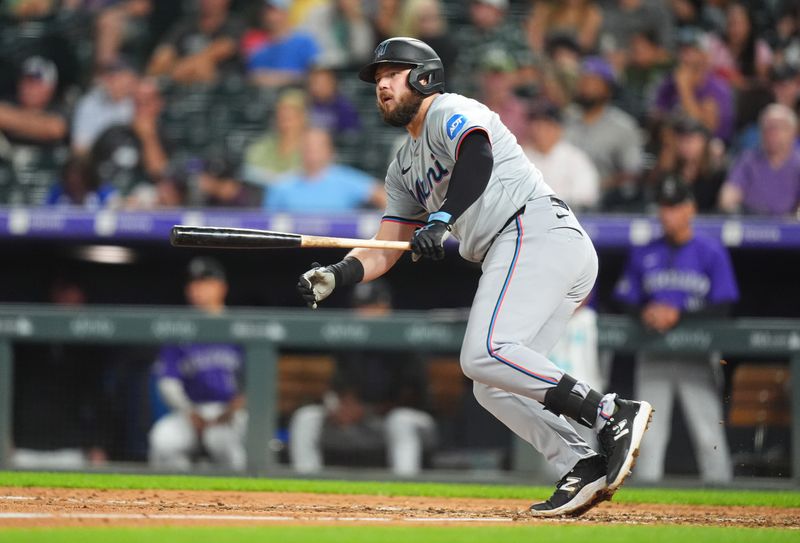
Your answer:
[498,205,526,235]
[497,196,570,236]
[484,197,570,262]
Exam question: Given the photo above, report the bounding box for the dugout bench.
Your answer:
[0,304,797,481]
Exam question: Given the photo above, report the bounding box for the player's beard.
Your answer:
[377,89,424,127]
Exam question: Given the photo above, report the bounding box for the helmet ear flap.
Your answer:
[408,65,445,95]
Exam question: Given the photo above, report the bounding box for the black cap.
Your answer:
[656,177,694,206]
[203,155,239,179]
[545,33,581,56]
[671,115,710,137]
[528,100,562,122]
[352,280,392,307]
[770,64,798,83]
[187,256,226,282]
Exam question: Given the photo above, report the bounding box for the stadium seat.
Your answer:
[277,354,335,417]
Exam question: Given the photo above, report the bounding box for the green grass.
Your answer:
[0,525,797,543]
[1,471,798,508]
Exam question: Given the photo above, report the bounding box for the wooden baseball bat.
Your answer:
[170,225,412,251]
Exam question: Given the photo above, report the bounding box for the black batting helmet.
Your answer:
[358,37,445,95]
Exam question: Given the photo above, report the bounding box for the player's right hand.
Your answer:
[297,262,336,309]
[411,220,450,261]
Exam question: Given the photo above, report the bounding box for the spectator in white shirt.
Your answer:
[72,58,139,154]
[523,100,600,210]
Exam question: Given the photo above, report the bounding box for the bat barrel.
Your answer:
[170,226,302,249]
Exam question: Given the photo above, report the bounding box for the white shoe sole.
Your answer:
[529,476,608,518]
[607,401,654,492]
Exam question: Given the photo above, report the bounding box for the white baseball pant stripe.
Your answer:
[460,197,601,475]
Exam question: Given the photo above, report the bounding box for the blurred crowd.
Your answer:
[1,0,799,216]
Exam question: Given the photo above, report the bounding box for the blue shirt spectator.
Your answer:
[264,127,385,212]
[248,33,319,74]
[266,164,375,212]
[248,0,319,87]
[45,156,120,209]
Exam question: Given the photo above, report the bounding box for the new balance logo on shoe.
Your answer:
[529,455,609,518]
[559,477,581,492]
[613,419,630,441]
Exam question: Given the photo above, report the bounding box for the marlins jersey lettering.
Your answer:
[155,344,243,403]
[383,93,553,262]
[614,234,739,311]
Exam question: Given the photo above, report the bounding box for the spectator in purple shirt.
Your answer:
[148,257,246,472]
[719,104,800,215]
[615,178,738,483]
[652,28,734,142]
[307,66,361,134]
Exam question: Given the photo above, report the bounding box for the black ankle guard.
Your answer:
[544,374,604,429]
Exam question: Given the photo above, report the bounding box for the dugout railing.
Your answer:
[0,304,798,481]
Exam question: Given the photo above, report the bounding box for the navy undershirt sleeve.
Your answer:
[434,130,493,224]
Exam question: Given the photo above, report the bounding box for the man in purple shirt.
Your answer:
[615,178,738,483]
[148,257,246,471]
[719,103,800,215]
[652,28,734,142]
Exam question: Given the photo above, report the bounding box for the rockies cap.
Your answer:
[187,256,227,282]
[21,56,58,85]
[656,177,694,206]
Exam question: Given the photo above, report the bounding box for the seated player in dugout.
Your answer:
[297,37,653,517]
[615,178,739,483]
[289,280,436,477]
[149,257,247,472]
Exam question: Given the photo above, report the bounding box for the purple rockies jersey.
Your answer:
[614,234,739,311]
[155,344,243,403]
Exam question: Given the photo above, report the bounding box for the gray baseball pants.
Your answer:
[460,196,605,476]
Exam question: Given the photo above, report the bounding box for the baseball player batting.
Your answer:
[297,37,653,517]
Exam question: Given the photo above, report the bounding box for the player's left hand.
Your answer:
[411,220,450,261]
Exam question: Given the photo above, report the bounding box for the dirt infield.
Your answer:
[1,487,798,528]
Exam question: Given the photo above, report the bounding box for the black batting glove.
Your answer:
[411,220,450,261]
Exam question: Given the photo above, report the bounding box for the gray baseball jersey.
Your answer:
[383,93,554,262]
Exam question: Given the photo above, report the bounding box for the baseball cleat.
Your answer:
[529,454,609,517]
[598,399,654,491]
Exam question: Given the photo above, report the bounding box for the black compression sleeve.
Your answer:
[436,130,493,223]
[328,256,364,287]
